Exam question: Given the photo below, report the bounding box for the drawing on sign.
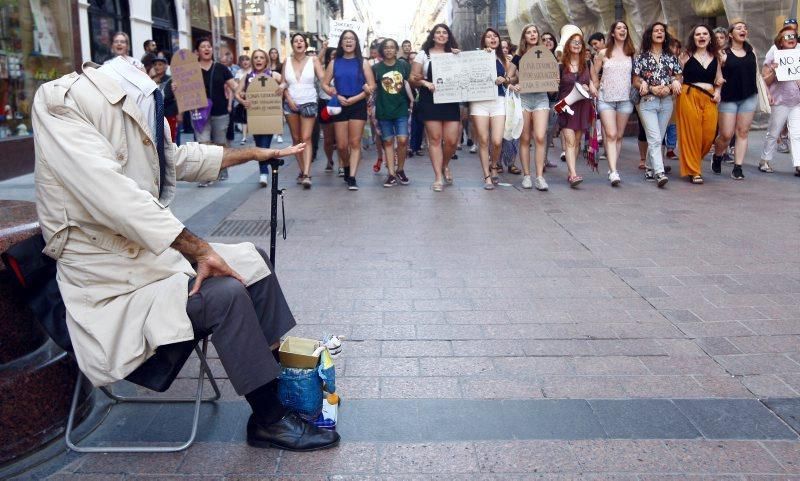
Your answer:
[431,50,497,104]
[171,49,208,112]
[247,75,284,135]
[774,49,800,81]
[519,46,559,94]
[329,20,368,48]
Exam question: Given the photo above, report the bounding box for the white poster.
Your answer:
[30,0,62,57]
[431,50,497,104]
[774,49,800,81]
[329,20,368,48]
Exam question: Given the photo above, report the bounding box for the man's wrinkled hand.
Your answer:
[190,249,244,296]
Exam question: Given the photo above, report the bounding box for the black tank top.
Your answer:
[683,56,717,84]
[721,48,757,102]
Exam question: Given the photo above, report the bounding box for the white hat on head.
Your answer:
[555,24,584,57]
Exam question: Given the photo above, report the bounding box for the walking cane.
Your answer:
[266,158,285,267]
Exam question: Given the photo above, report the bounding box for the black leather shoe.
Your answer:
[246,412,340,452]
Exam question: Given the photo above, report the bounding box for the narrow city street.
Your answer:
[6,130,800,479]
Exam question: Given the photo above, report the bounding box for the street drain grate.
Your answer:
[209,220,270,237]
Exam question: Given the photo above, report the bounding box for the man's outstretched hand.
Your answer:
[221,143,307,169]
[171,228,244,295]
[254,143,306,161]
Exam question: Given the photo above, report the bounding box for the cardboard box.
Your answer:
[279,336,320,369]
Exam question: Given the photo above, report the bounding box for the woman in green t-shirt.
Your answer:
[372,38,413,188]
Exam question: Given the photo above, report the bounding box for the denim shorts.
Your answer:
[598,99,634,114]
[718,93,757,114]
[520,92,549,112]
[378,117,409,140]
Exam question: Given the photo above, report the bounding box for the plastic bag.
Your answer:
[503,90,523,140]
[278,367,323,422]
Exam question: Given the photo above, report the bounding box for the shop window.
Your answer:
[0,0,76,141]
[88,0,130,64]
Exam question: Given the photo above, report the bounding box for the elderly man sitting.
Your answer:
[31,55,338,452]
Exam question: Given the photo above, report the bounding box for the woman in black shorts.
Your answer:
[410,23,462,191]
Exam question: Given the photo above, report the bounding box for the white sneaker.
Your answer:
[276,135,284,144]
[259,173,268,187]
[521,175,533,189]
[469,145,477,153]
[239,138,247,145]
[608,170,621,186]
[534,176,549,191]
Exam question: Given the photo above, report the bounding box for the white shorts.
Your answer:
[470,96,506,117]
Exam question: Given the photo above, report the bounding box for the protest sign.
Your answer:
[246,75,284,135]
[518,46,559,93]
[329,20,368,48]
[238,0,264,15]
[431,50,497,104]
[774,49,800,81]
[170,49,208,112]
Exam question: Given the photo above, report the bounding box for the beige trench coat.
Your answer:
[32,63,269,386]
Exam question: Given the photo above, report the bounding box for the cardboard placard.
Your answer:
[329,20,368,48]
[518,46,559,93]
[170,49,208,112]
[774,49,800,81]
[246,75,284,135]
[431,50,497,104]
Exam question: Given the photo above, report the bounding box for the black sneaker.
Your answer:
[712,155,723,175]
[664,165,672,174]
[396,170,410,185]
[347,176,359,191]
[467,138,474,147]
[383,174,397,187]
[407,150,414,158]
[655,172,669,187]
[343,166,351,181]
[451,153,458,160]
[644,169,655,182]
[731,165,744,180]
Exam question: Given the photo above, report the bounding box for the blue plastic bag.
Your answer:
[278,367,323,421]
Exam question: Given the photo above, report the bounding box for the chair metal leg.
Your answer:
[65,338,219,453]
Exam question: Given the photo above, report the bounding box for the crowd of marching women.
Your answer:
[216,17,800,192]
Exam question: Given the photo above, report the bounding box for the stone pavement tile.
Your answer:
[444,310,510,324]
[382,340,452,357]
[460,378,544,399]
[493,356,575,375]
[589,399,701,439]
[344,357,419,377]
[414,298,473,311]
[606,286,641,298]
[523,340,594,356]
[729,336,800,354]
[378,443,479,474]
[319,311,383,325]
[336,377,381,399]
[175,443,278,475]
[639,476,743,480]
[695,337,743,356]
[640,356,728,376]
[611,322,686,339]
[350,325,416,341]
[691,375,754,398]
[625,276,683,288]
[418,357,495,376]
[74,451,185,474]
[327,287,387,300]
[567,308,635,323]
[742,375,800,398]
[539,376,627,398]
[634,286,671,298]
[674,400,798,440]
[381,377,461,398]
[416,324,485,340]
[383,311,445,325]
[382,287,442,300]
[588,339,667,356]
[764,398,800,432]
[505,310,575,324]
[46,475,126,481]
[278,443,379,475]
[573,357,648,375]
[225,476,325,481]
[761,441,800,473]
[665,440,786,474]
[354,299,414,312]
[657,339,710,357]
[452,340,525,356]
[343,341,382,357]
[288,325,354,339]
[473,440,579,473]
[715,354,800,376]
[756,305,800,319]
[743,476,800,481]
[621,376,719,398]
[660,309,703,323]
[569,439,679,473]
[677,321,755,338]
[743,320,800,336]
[484,323,613,340]
[692,307,770,322]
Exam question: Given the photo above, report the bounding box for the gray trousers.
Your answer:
[186,249,296,395]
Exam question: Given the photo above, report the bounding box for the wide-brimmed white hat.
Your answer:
[555,24,584,57]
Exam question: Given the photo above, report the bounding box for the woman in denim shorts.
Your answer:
[591,21,636,187]
[510,24,552,191]
[713,21,758,180]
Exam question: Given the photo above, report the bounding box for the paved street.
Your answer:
[5,130,800,479]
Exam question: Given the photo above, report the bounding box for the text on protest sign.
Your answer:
[171,49,208,112]
[774,49,800,81]
[246,75,284,135]
[431,50,497,104]
[329,20,368,48]
[519,46,559,93]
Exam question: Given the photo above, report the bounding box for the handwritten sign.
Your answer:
[431,50,497,104]
[170,49,207,112]
[329,20,368,48]
[774,49,800,81]
[238,0,264,15]
[247,75,284,135]
[519,46,559,93]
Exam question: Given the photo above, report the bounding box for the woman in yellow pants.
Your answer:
[676,25,722,183]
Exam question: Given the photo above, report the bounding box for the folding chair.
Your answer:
[2,235,220,453]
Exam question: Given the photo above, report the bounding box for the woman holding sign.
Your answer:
[591,21,636,187]
[281,33,327,189]
[235,49,284,187]
[761,25,800,176]
[511,24,552,191]
[410,24,462,192]
[323,29,377,191]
